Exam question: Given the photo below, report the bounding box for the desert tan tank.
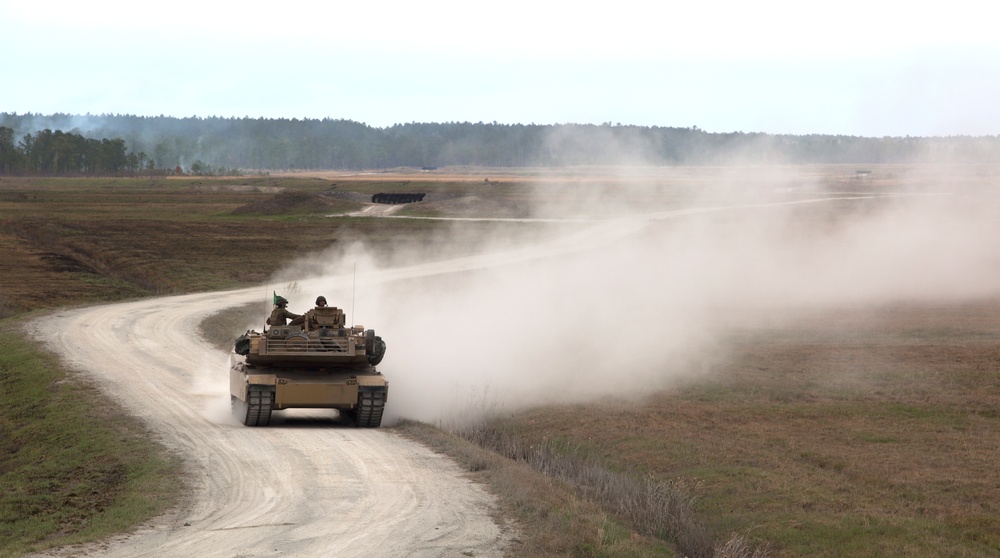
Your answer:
[230,304,387,427]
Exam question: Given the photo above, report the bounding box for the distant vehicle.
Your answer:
[230,304,387,427]
[372,192,426,204]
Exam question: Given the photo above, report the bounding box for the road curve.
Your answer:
[24,195,874,557]
[25,288,508,558]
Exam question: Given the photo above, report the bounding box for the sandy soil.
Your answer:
[24,288,510,558]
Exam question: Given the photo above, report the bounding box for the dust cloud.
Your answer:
[270,167,1000,427]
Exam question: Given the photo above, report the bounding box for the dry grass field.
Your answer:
[0,174,518,316]
[2,166,999,557]
[491,301,1000,556]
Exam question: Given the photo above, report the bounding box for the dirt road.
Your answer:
[26,288,508,558]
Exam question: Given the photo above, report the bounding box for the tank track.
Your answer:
[353,388,387,428]
[234,385,274,427]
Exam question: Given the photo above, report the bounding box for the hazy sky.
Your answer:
[2,0,998,136]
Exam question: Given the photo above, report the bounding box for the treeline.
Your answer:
[0,127,152,175]
[2,113,999,173]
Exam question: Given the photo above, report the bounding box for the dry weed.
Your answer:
[459,420,768,558]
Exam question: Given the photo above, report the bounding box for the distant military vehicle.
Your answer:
[372,192,426,204]
[230,304,387,427]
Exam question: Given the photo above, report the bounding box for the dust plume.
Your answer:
[272,166,1000,427]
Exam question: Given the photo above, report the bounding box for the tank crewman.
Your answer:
[267,295,303,326]
[306,295,329,328]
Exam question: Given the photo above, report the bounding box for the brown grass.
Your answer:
[455,420,717,557]
[0,176,471,311]
[502,301,1000,557]
[396,420,677,557]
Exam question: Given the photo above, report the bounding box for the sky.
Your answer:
[2,0,999,137]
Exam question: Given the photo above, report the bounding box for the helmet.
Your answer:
[316,296,327,306]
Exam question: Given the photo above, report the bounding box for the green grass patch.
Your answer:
[0,320,181,557]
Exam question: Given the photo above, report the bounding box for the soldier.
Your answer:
[267,296,303,326]
[306,296,331,329]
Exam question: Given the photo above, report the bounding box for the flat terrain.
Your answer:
[2,165,1000,557]
[512,301,1000,556]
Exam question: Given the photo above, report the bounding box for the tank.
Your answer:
[229,304,388,427]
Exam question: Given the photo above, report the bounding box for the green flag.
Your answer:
[273,290,278,305]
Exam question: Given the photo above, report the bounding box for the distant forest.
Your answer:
[2,112,998,175]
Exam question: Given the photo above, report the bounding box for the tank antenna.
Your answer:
[351,263,357,327]
[263,285,270,331]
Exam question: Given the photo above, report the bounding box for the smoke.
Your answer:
[269,166,1000,427]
